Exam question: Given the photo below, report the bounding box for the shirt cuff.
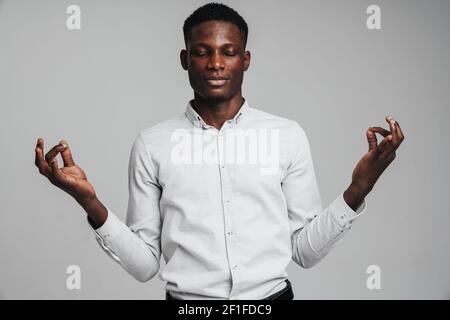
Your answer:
[86,207,124,242]
[330,192,368,228]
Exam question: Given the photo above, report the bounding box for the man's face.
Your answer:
[180,20,250,102]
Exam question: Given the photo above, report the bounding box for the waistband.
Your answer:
[166,279,294,300]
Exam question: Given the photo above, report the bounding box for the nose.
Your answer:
[207,51,225,70]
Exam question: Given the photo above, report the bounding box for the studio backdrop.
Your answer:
[1,0,449,299]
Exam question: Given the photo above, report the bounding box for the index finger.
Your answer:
[44,143,67,165]
[369,126,390,137]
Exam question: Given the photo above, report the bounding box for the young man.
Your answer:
[34,3,404,300]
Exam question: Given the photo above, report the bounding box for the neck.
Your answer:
[192,92,245,130]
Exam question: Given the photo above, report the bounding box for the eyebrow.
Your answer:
[191,42,238,48]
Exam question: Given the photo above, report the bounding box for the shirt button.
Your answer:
[233,265,238,270]
[225,200,230,203]
[227,231,233,236]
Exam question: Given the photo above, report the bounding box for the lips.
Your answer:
[204,77,229,87]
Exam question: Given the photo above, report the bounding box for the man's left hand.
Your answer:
[344,116,405,210]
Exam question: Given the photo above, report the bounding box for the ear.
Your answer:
[243,50,251,71]
[180,49,188,70]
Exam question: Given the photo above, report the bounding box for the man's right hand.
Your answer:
[34,138,96,206]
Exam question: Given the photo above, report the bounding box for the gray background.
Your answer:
[1,0,449,299]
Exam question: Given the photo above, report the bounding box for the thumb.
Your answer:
[58,139,75,167]
[50,158,65,184]
[378,135,393,154]
[366,128,378,151]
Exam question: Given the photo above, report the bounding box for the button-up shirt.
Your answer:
[88,98,366,299]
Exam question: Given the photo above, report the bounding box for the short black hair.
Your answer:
[183,2,249,49]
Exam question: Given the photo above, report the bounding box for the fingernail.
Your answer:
[388,135,393,140]
[61,143,67,148]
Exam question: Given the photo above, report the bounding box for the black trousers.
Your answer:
[166,279,294,300]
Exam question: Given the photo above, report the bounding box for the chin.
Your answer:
[206,95,229,103]
[200,90,229,102]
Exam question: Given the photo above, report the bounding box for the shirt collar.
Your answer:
[185,98,249,129]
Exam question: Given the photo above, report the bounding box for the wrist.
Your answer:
[351,179,373,197]
[78,196,108,229]
[344,182,368,211]
[76,194,98,209]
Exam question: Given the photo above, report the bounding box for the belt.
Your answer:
[166,279,294,300]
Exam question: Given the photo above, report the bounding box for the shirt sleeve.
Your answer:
[87,133,162,282]
[282,122,367,268]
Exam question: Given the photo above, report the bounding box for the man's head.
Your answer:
[180,3,251,103]
[183,2,248,50]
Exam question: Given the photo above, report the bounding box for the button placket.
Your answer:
[217,130,239,292]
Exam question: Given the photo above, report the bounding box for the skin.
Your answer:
[343,117,404,209]
[34,20,404,228]
[180,20,250,129]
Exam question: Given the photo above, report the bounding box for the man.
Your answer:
[34,3,404,300]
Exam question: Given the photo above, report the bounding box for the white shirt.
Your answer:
[88,98,366,299]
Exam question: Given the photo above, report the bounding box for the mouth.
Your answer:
[204,77,229,87]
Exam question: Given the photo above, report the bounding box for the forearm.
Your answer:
[293,192,366,268]
[86,205,160,282]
